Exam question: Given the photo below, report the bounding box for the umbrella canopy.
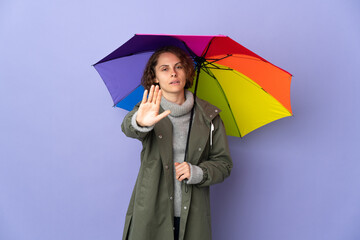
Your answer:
[94,34,292,137]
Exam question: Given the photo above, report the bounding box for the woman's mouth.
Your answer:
[170,80,180,85]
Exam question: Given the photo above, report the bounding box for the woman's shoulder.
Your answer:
[195,97,221,118]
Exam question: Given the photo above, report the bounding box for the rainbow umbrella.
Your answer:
[93,34,292,137]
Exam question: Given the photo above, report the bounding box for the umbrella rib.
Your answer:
[211,72,242,138]
[206,66,232,70]
[205,54,281,70]
[181,41,198,59]
[204,61,232,70]
[202,55,233,70]
[201,37,215,58]
[199,68,242,137]
[205,54,232,64]
[200,66,217,80]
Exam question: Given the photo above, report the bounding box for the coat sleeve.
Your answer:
[121,103,153,141]
[197,115,233,187]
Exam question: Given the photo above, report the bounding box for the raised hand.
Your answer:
[136,85,171,127]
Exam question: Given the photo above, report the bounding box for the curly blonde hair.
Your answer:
[141,46,195,90]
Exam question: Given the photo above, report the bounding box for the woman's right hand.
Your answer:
[136,85,171,127]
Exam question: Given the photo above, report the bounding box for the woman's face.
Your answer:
[154,52,186,97]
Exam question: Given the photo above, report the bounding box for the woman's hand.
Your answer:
[174,162,191,182]
[136,85,171,127]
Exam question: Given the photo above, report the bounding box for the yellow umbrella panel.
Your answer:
[190,60,292,137]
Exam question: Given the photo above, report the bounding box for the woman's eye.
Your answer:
[161,68,168,71]
[176,65,183,69]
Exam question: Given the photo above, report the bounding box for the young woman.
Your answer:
[121,46,233,240]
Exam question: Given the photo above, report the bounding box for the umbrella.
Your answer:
[93,34,292,137]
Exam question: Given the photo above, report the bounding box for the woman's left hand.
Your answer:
[174,162,191,182]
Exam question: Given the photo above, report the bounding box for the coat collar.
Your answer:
[194,96,221,123]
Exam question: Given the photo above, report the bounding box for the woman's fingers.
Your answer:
[142,89,148,103]
[153,85,159,104]
[178,173,189,182]
[155,87,162,105]
[138,85,165,126]
[148,85,155,103]
[145,85,160,104]
[174,162,191,181]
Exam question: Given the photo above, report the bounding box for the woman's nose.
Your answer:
[171,70,177,77]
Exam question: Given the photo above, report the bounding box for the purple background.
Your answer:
[1,0,359,239]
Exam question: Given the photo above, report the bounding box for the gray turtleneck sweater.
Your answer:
[130,90,204,217]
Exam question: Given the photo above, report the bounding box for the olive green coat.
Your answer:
[121,97,233,240]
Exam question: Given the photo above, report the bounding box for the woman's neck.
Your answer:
[162,91,185,105]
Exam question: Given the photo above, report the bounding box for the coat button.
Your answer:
[184,206,187,210]
[170,196,173,200]
[198,147,202,151]
[215,109,218,113]
[209,115,213,118]
[165,165,169,169]
[158,135,163,139]
[173,227,175,231]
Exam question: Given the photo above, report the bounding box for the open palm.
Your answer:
[136,85,171,127]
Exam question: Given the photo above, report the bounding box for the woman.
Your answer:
[121,46,233,240]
